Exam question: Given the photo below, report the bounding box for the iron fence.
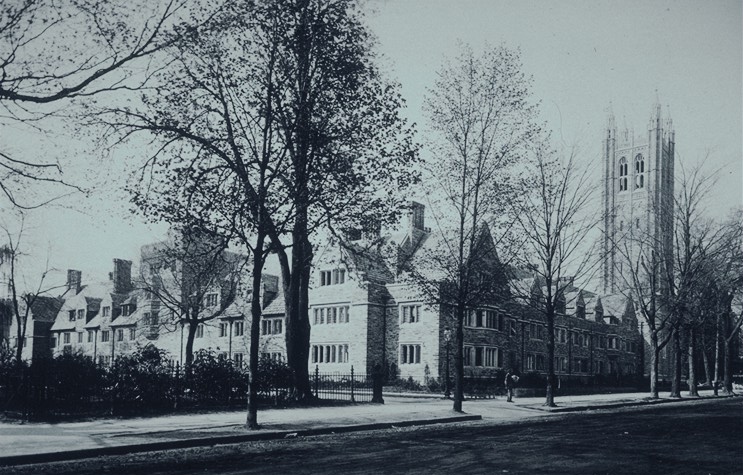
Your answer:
[1,360,380,420]
[312,365,374,402]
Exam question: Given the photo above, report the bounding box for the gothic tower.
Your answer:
[601,102,675,294]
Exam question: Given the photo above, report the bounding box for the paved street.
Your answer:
[4,398,741,475]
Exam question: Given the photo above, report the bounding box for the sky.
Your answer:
[2,0,741,291]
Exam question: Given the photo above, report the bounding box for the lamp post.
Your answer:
[444,327,452,398]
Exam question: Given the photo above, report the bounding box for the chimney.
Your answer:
[66,270,82,295]
[408,201,425,232]
[112,259,132,294]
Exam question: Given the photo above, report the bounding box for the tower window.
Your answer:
[634,154,645,189]
[618,157,628,191]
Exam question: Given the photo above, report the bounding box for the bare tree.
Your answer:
[511,146,598,407]
[612,221,675,398]
[663,162,731,397]
[138,228,246,370]
[707,210,743,394]
[100,0,419,404]
[0,212,63,364]
[400,42,540,412]
[0,0,193,208]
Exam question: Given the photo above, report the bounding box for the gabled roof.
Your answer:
[121,293,138,306]
[28,296,63,322]
[262,286,285,316]
[601,293,628,318]
[509,278,534,303]
[110,306,141,327]
[221,294,251,319]
[398,224,505,284]
[84,297,102,314]
[50,318,76,331]
[84,313,102,329]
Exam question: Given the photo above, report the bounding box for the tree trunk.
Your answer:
[650,331,659,398]
[723,337,733,395]
[184,319,198,375]
[700,329,712,386]
[15,312,28,366]
[714,314,720,387]
[670,325,682,398]
[282,0,316,402]
[453,306,464,412]
[294,239,313,399]
[284,216,313,401]
[247,235,266,430]
[544,307,556,407]
[687,325,698,397]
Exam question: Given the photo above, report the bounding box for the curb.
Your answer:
[519,393,742,413]
[0,414,482,467]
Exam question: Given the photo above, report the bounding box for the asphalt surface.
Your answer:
[4,398,741,475]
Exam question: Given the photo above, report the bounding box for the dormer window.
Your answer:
[121,305,131,316]
[205,292,218,307]
[320,269,345,286]
[77,309,85,320]
[102,306,110,318]
[68,310,76,322]
[400,304,420,323]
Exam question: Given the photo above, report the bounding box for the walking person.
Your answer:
[505,368,518,402]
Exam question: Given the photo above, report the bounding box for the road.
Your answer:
[5,398,742,475]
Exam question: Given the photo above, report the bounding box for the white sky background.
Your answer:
[2,0,741,291]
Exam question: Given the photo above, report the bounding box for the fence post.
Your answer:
[314,365,319,398]
[350,365,355,403]
[174,361,181,410]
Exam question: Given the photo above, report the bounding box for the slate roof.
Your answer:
[262,286,285,316]
[84,314,102,329]
[509,278,534,302]
[601,293,629,318]
[28,296,63,322]
[50,318,76,331]
[110,306,140,327]
[221,294,251,318]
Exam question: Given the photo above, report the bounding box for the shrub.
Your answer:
[107,345,176,409]
[188,349,247,402]
[0,345,21,382]
[255,357,292,395]
[44,352,105,403]
[389,376,423,392]
[426,377,441,392]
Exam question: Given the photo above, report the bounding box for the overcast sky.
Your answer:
[3,0,741,290]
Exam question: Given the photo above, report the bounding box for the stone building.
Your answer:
[601,102,675,294]
[600,102,675,377]
[48,241,281,368]
[307,202,643,384]
[5,295,62,362]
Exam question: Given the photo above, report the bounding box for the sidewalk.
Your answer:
[0,389,737,466]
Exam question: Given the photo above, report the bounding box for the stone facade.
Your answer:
[48,242,277,368]
[305,204,643,383]
[600,102,675,378]
[601,103,675,295]
[33,202,642,386]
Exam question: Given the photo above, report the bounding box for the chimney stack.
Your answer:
[66,269,82,295]
[112,259,133,294]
